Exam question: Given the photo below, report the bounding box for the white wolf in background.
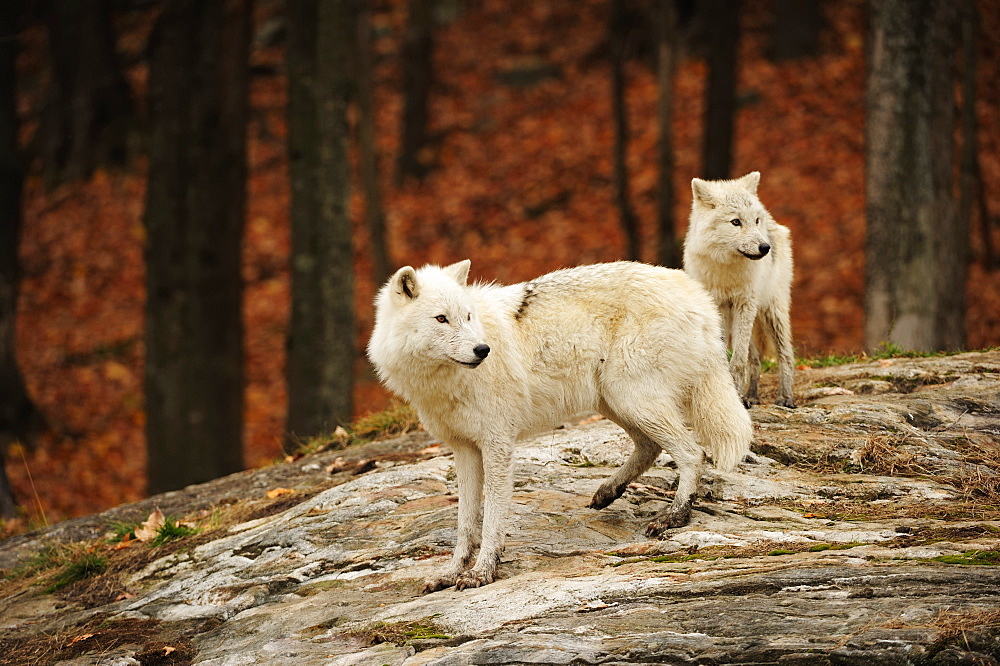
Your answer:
[684,172,797,408]
[368,260,752,592]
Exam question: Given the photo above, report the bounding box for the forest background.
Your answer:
[1,0,998,531]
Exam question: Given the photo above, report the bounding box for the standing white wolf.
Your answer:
[684,172,797,408]
[368,260,752,592]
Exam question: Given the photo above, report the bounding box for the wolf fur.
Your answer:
[684,172,797,408]
[368,260,752,592]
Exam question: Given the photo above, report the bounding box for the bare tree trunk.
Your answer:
[357,2,391,286]
[0,0,25,520]
[701,0,741,180]
[144,0,250,494]
[656,0,680,268]
[958,0,991,270]
[285,0,356,445]
[610,0,640,262]
[864,0,964,352]
[397,0,434,184]
[769,0,821,62]
[38,0,135,186]
[0,0,44,520]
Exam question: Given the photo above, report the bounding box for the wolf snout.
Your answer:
[473,343,491,360]
[741,243,771,260]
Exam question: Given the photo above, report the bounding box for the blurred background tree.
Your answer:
[143,0,251,494]
[36,0,136,188]
[864,0,967,352]
[285,0,356,449]
[0,0,45,520]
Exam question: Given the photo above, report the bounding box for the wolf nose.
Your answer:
[473,343,490,360]
[758,243,771,256]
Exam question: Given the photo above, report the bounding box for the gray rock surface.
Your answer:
[2,351,999,664]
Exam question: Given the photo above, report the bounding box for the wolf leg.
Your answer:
[645,427,704,537]
[762,305,796,408]
[455,439,513,590]
[589,408,662,509]
[728,300,758,407]
[745,339,761,406]
[423,443,484,593]
[599,393,704,537]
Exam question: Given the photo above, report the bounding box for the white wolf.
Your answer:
[368,260,752,592]
[684,172,796,408]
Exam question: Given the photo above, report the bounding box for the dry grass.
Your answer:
[850,434,928,476]
[882,608,1000,643]
[344,618,451,646]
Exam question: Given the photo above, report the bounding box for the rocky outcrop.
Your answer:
[2,351,999,665]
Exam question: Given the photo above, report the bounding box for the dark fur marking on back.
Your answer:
[515,282,538,321]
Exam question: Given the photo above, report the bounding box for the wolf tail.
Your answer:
[689,365,753,471]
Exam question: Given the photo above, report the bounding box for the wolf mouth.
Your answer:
[453,358,484,368]
[739,250,768,260]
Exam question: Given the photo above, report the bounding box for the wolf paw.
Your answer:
[588,483,625,510]
[741,395,760,409]
[455,569,494,590]
[421,574,458,594]
[646,510,691,538]
[775,396,797,409]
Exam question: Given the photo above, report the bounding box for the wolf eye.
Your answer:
[755,218,760,225]
[435,315,448,323]
[467,313,471,321]
[730,219,742,227]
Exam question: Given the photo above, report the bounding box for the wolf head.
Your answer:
[368,260,490,382]
[687,172,774,262]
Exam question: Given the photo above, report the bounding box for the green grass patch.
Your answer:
[45,552,107,593]
[150,518,199,547]
[2,545,68,581]
[107,520,140,542]
[800,352,868,368]
[930,550,1000,566]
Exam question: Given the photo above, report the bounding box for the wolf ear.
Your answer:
[443,259,471,286]
[691,178,715,208]
[390,266,419,301]
[739,171,761,194]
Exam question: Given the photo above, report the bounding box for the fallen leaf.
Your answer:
[266,487,296,499]
[115,592,136,601]
[69,633,95,645]
[134,508,166,542]
[332,426,351,446]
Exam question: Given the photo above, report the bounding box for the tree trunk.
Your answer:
[701,0,741,180]
[864,0,964,352]
[958,1,991,270]
[285,0,356,445]
[396,0,434,184]
[144,0,250,495]
[38,0,134,186]
[769,0,821,62]
[656,0,680,268]
[357,2,392,286]
[610,0,641,262]
[0,0,44,520]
